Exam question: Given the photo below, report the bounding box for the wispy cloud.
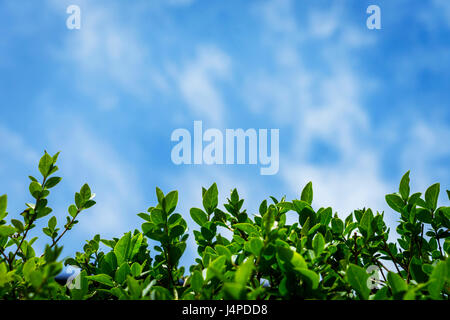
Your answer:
[172,45,231,125]
[49,0,167,110]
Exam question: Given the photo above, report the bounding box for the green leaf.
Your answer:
[235,257,254,284]
[115,262,131,284]
[215,244,232,260]
[262,206,275,236]
[163,190,178,214]
[416,208,432,224]
[277,246,307,270]
[29,181,42,198]
[38,152,53,177]
[425,183,440,211]
[48,216,57,230]
[11,219,24,233]
[385,194,404,213]
[74,192,83,209]
[129,233,143,260]
[312,232,325,257]
[387,272,408,297]
[86,274,114,287]
[169,242,186,266]
[45,177,62,189]
[244,237,264,256]
[127,276,141,298]
[155,187,165,205]
[301,182,313,205]
[203,183,218,214]
[297,268,319,289]
[331,218,344,235]
[80,184,92,202]
[399,171,410,201]
[0,225,15,237]
[0,194,7,220]
[114,232,132,265]
[234,223,258,235]
[68,204,78,218]
[428,260,447,299]
[190,270,204,292]
[259,200,267,215]
[359,209,374,238]
[190,208,208,227]
[206,255,226,281]
[346,264,370,300]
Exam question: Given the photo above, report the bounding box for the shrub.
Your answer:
[0,152,448,300]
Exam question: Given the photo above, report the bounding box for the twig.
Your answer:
[10,177,47,266]
[382,238,403,274]
[47,209,80,250]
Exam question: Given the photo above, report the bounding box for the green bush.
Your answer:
[0,152,448,300]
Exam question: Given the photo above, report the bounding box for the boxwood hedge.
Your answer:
[0,152,448,300]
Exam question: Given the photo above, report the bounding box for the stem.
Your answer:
[382,238,403,274]
[10,177,47,266]
[418,224,424,259]
[48,210,80,250]
[0,248,9,263]
[406,239,414,283]
[437,238,443,257]
[163,217,175,288]
[163,245,174,288]
[353,233,358,265]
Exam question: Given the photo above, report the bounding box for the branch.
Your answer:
[382,238,403,274]
[10,177,47,266]
[48,209,80,250]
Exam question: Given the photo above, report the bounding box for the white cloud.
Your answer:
[282,153,389,217]
[401,120,450,192]
[256,0,297,34]
[49,0,167,109]
[174,45,231,125]
[245,0,392,224]
[0,125,39,165]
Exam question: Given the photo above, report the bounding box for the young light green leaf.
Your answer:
[359,209,374,238]
[385,194,404,213]
[114,232,132,265]
[312,232,325,257]
[190,208,208,227]
[11,219,24,233]
[0,225,15,237]
[399,171,410,201]
[234,223,258,235]
[190,270,204,292]
[425,183,440,211]
[301,182,313,205]
[387,272,408,297]
[0,194,7,220]
[428,260,447,299]
[346,264,370,300]
[235,257,254,284]
[203,183,218,214]
[277,246,307,270]
[244,237,264,256]
[164,190,178,214]
[38,152,53,178]
[86,274,114,287]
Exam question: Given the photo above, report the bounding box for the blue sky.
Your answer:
[0,0,449,265]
